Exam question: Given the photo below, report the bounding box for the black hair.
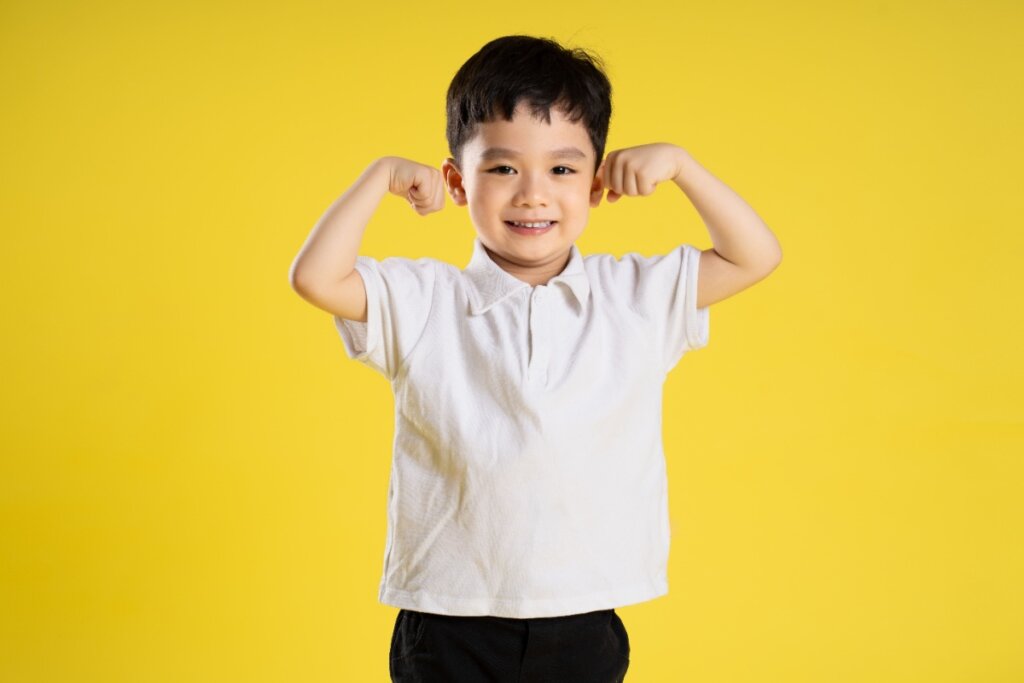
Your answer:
[445,35,612,177]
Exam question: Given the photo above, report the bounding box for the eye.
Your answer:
[487,166,515,174]
[552,166,576,175]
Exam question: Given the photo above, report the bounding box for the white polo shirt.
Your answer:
[334,236,709,618]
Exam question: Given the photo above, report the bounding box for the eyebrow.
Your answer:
[479,146,589,162]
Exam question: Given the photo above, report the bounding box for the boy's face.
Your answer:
[442,101,604,285]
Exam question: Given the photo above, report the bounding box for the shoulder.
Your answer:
[582,246,705,322]
[351,254,447,289]
[583,245,696,284]
[356,253,441,274]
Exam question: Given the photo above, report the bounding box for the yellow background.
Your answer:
[3,1,1022,681]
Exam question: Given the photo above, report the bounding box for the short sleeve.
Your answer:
[617,244,710,374]
[333,255,436,382]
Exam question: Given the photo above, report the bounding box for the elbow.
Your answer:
[751,245,782,282]
[762,251,782,279]
[289,261,312,295]
[762,237,783,273]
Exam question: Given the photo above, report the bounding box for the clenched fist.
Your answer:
[596,143,688,203]
[382,156,446,216]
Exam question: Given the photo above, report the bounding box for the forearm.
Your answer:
[672,149,782,271]
[289,157,393,289]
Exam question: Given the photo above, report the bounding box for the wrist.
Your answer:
[369,156,396,192]
[372,155,394,176]
[672,148,697,187]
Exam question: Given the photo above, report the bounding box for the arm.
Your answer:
[289,156,444,322]
[671,149,783,309]
[598,143,782,309]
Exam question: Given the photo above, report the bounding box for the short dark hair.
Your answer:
[446,35,612,177]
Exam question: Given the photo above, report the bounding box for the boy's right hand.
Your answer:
[382,156,445,216]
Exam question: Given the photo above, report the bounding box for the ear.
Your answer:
[442,158,468,206]
[589,166,605,208]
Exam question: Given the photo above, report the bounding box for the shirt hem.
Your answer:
[378,578,669,618]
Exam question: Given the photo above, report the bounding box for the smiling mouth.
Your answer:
[505,220,557,228]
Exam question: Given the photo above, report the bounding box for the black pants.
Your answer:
[389,608,630,682]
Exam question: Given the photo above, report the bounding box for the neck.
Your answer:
[485,246,572,287]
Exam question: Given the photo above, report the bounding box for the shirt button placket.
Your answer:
[528,287,550,385]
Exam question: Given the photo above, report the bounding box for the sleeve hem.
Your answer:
[683,244,710,351]
[332,259,379,363]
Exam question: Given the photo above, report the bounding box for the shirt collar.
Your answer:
[463,236,592,316]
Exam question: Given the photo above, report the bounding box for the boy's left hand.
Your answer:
[597,143,687,203]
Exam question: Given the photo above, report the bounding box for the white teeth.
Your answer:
[510,221,553,228]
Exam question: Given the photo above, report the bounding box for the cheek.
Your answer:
[468,199,498,225]
[569,187,593,209]
[470,190,501,213]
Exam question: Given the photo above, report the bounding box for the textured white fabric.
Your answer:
[334,236,709,617]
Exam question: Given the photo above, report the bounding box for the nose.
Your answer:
[512,171,549,207]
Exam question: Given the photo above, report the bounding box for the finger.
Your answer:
[623,167,639,196]
[429,172,445,212]
[610,154,625,199]
[408,176,429,201]
[416,197,433,215]
[607,189,620,203]
[600,152,613,192]
[407,174,434,212]
[416,171,440,214]
[638,173,656,196]
[407,193,424,212]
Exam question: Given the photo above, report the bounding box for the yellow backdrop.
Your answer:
[2,1,1022,681]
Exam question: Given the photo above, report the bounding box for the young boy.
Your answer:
[290,34,781,683]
